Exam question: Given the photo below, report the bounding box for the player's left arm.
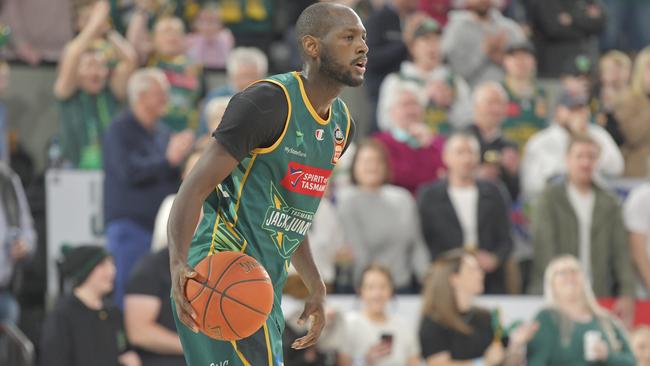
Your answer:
[290,235,327,350]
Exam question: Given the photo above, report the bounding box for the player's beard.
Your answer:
[320,46,363,87]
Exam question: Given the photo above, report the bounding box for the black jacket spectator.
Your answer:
[529,0,606,77]
[417,179,513,293]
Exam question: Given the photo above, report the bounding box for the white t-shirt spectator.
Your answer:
[448,185,479,249]
[623,183,650,298]
[339,311,420,366]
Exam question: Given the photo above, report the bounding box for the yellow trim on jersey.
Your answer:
[263,324,273,366]
[231,341,252,366]
[292,71,332,126]
[208,201,221,256]
[233,154,258,225]
[252,79,293,154]
[341,100,352,144]
[240,240,248,253]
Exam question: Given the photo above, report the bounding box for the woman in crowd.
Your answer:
[614,46,650,177]
[337,139,430,293]
[40,245,140,366]
[527,255,635,365]
[419,249,536,365]
[338,264,420,366]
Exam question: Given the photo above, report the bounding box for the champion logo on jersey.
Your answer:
[280,161,332,197]
[315,129,324,141]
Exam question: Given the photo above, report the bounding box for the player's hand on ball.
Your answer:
[171,259,201,333]
[291,289,326,350]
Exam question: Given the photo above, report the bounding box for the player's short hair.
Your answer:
[295,2,349,47]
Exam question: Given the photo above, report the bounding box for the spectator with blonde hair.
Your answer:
[613,46,650,176]
[632,326,650,366]
[594,50,632,146]
[527,255,635,365]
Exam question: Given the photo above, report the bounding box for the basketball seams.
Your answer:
[187,255,215,303]
[200,254,216,329]
[220,288,242,339]
[221,279,274,315]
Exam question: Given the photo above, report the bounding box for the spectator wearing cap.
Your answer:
[378,17,472,135]
[364,0,423,132]
[441,0,526,88]
[521,89,623,201]
[40,245,141,366]
[613,46,650,177]
[501,40,548,150]
[466,82,521,201]
[54,0,137,169]
[593,51,631,146]
[528,135,635,326]
[560,54,595,107]
[528,0,606,78]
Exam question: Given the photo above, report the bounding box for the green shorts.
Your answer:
[172,246,285,366]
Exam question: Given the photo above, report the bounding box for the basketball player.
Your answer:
[167,3,368,365]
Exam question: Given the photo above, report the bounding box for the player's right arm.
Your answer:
[168,82,288,332]
[168,141,239,332]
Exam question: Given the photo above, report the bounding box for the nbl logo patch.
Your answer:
[331,125,345,164]
[280,161,332,197]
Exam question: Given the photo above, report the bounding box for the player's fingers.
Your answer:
[178,310,200,333]
[291,334,316,349]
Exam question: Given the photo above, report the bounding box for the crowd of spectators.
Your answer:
[2,0,650,365]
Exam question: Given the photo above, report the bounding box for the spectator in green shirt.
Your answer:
[527,255,636,366]
[54,0,138,169]
[501,40,548,150]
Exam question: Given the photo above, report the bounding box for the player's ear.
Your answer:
[302,35,320,60]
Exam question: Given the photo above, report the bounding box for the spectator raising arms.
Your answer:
[338,265,420,366]
[54,0,137,169]
[527,255,636,366]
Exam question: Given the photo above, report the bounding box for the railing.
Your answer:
[0,322,35,366]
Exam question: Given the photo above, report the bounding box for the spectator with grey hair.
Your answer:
[102,68,194,309]
[417,133,513,293]
[54,0,137,169]
[467,81,521,201]
[198,47,268,134]
[373,79,445,195]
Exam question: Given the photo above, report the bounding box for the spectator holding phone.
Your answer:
[337,264,420,366]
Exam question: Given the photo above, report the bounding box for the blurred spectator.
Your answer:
[364,0,422,132]
[374,80,445,195]
[337,265,420,366]
[0,62,9,164]
[442,0,525,88]
[467,82,521,200]
[124,248,185,366]
[501,40,548,150]
[199,47,268,134]
[337,140,430,292]
[528,0,606,78]
[103,68,193,308]
[521,89,623,201]
[419,249,537,365]
[594,50,631,146]
[632,326,650,366]
[528,135,635,325]
[0,163,35,325]
[613,46,650,177]
[197,96,230,147]
[186,2,235,69]
[527,255,635,365]
[147,16,204,132]
[417,0,453,26]
[418,133,513,294]
[378,17,472,135]
[623,182,650,299]
[54,0,138,170]
[560,55,594,103]
[41,245,141,366]
[0,0,74,65]
[220,0,274,56]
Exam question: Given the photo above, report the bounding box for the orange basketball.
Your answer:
[184,251,274,341]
